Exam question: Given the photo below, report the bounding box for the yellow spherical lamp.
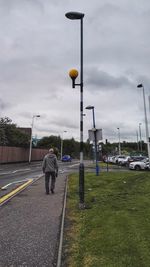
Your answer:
[69,69,78,79]
[69,69,78,88]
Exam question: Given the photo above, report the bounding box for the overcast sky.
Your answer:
[0,0,150,144]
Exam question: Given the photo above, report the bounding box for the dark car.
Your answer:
[62,155,72,162]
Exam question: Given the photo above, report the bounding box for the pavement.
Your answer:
[0,172,67,267]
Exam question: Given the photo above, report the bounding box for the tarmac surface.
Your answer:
[0,173,67,267]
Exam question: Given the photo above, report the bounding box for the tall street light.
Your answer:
[65,11,85,207]
[136,130,139,151]
[85,105,99,175]
[117,127,121,155]
[149,95,150,115]
[137,83,150,163]
[29,115,40,164]
[139,123,142,153]
[60,131,67,160]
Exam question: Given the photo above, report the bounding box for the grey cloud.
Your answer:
[0,0,44,12]
[86,68,132,90]
[101,119,145,143]
[50,118,78,130]
[94,3,123,18]
[18,111,42,119]
[0,99,11,110]
[84,2,150,72]
[0,0,150,143]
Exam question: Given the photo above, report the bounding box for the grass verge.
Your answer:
[63,171,150,267]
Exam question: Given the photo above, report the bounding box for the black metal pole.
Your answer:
[92,108,99,175]
[79,17,84,205]
[65,12,85,206]
[139,123,142,152]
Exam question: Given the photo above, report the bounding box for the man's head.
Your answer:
[49,148,54,154]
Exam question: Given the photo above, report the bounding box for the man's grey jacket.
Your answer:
[42,153,58,173]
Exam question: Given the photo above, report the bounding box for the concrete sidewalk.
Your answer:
[0,173,67,267]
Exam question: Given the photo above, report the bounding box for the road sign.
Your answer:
[88,129,102,143]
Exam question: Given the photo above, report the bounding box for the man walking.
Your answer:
[42,148,58,194]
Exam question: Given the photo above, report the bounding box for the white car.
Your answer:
[108,156,116,164]
[117,156,130,166]
[104,156,116,164]
[129,159,149,171]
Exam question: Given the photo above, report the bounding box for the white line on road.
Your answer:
[67,163,79,168]
[0,168,31,175]
[12,168,31,173]
[1,179,33,190]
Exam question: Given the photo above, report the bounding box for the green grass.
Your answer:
[87,162,124,169]
[63,171,150,267]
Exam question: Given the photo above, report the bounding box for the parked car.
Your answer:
[114,155,130,165]
[117,156,131,166]
[103,156,116,164]
[129,158,149,171]
[128,156,146,164]
[61,155,72,162]
[109,156,116,164]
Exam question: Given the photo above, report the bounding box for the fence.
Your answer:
[0,146,49,164]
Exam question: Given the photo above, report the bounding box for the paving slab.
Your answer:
[0,173,67,267]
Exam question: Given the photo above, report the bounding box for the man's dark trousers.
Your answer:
[45,171,56,194]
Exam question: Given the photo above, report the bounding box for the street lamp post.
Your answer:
[60,131,67,160]
[137,84,150,163]
[139,123,142,152]
[29,115,40,164]
[85,105,99,175]
[117,127,121,155]
[149,95,150,115]
[136,130,139,151]
[65,11,85,206]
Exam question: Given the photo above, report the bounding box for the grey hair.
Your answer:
[49,148,54,153]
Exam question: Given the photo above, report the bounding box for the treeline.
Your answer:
[0,117,147,159]
[0,117,92,159]
[37,135,92,159]
[0,117,30,147]
[102,140,147,156]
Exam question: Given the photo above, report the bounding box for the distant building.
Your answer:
[18,127,31,137]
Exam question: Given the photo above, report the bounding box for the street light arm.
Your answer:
[65,12,84,20]
[137,83,143,88]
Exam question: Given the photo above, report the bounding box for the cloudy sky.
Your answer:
[0,0,150,143]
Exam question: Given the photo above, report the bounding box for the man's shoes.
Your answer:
[46,192,49,195]
[51,189,54,194]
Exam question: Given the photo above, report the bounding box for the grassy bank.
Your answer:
[63,171,150,267]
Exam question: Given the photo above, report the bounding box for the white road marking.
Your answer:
[67,163,79,168]
[0,168,31,175]
[1,179,32,190]
[12,168,31,173]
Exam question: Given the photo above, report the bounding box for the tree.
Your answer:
[37,135,61,149]
[0,117,30,147]
[37,136,92,159]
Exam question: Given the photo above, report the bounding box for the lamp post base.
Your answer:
[96,164,99,176]
[79,163,84,204]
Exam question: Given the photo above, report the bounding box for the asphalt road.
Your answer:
[0,160,80,197]
[0,162,43,198]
